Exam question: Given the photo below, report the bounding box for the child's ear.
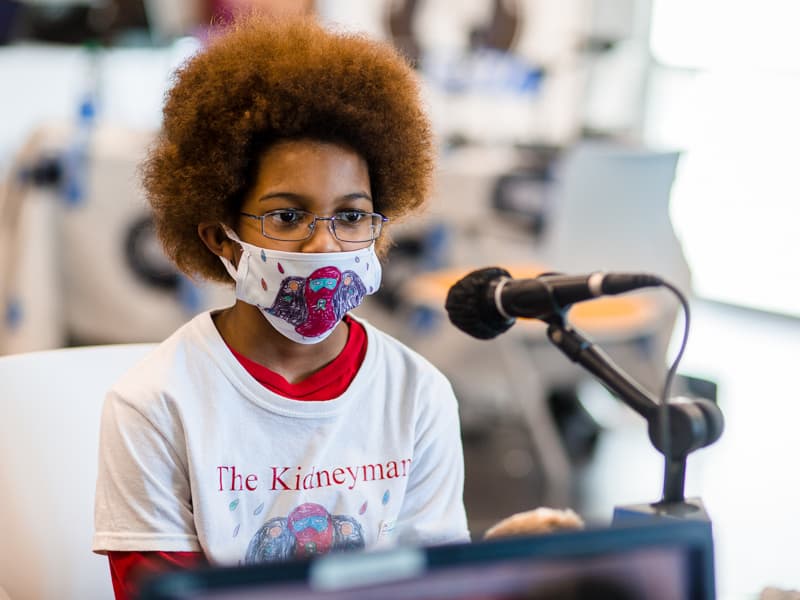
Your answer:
[198,222,238,264]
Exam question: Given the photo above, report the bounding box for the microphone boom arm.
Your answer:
[546,323,657,421]
[544,320,721,503]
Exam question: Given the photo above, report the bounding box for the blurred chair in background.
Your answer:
[0,342,155,600]
[532,142,688,395]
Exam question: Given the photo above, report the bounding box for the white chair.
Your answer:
[536,141,690,392]
[0,343,156,600]
[542,142,688,283]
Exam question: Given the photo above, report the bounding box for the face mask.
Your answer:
[219,227,382,344]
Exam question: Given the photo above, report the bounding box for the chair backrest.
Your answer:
[532,142,691,393]
[0,343,156,600]
[540,141,691,294]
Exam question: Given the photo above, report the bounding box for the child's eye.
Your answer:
[336,210,368,225]
[267,209,308,226]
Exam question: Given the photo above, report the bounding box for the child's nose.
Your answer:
[300,218,341,253]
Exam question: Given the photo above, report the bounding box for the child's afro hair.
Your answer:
[142,16,435,282]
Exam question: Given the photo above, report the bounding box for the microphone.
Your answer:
[445,267,663,339]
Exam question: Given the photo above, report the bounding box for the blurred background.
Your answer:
[1,0,798,597]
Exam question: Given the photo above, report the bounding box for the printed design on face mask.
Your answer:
[266,266,367,338]
[244,502,365,563]
[267,276,308,325]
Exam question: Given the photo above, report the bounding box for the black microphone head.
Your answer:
[445,267,516,339]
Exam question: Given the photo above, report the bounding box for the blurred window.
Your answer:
[645,0,800,317]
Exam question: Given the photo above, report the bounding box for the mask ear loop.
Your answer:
[218,224,249,286]
[220,223,243,244]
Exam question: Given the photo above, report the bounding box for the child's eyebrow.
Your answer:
[257,191,373,203]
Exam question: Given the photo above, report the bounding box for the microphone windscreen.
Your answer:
[445,267,515,339]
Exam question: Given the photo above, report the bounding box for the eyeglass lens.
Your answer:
[257,210,383,242]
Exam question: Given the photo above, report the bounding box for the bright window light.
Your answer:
[646,0,800,317]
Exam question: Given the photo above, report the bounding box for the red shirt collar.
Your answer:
[226,315,368,401]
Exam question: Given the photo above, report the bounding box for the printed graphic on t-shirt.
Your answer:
[266,266,368,336]
[245,502,365,563]
[218,459,410,561]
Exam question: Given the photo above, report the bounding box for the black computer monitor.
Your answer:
[138,519,714,600]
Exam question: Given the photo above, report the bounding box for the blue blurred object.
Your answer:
[0,0,22,44]
[62,97,95,207]
[4,295,22,330]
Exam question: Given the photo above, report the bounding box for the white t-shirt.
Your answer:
[93,311,470,564]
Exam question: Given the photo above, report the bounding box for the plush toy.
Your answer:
[483,507,585,540]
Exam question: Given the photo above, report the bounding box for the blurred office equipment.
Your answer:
[1,1,147,45]
[0,342,156,600]
[0,0,317,46]
[0,37,226,354]
[316,0,651,146]
[0,121,231,354]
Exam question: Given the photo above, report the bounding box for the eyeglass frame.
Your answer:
[239,209,389,243]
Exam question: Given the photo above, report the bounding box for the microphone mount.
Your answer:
[540,304,723,506]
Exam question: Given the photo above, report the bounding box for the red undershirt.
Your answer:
[107,316,368,600]
[226,315,367,400]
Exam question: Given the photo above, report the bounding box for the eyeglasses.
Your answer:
[240,209,388,243]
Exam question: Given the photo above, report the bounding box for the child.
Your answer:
[92,16,470,599]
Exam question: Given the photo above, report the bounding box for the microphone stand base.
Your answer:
[613,497,710,525]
